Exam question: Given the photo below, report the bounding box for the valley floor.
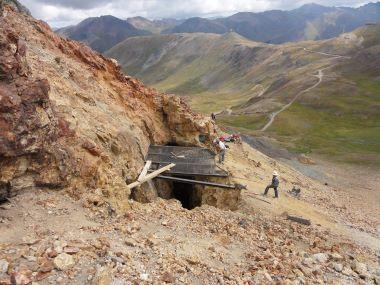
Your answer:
[1,142,380,284]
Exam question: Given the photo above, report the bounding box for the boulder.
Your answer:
[312,253,328,263]
[0,259,9,274]
[91,266,114,285]
[342,266,355,277]
[53,253,75,271]
[160,272,176,283]
[10,269,32,285]
[333,263,343,272]
[352,261,369,279]
[330,253,344,262]
[252,270,273,283]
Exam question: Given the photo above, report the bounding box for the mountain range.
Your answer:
[106,24,380,165]
[54,2,380,164]
[56,15,151,53]
[57,2,380,53]
[167,3,380,43]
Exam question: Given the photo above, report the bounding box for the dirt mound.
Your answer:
[0,2,215,207]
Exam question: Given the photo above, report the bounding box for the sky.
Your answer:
[18,0,372,28]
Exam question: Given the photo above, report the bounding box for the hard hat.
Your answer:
[273,171,279,176]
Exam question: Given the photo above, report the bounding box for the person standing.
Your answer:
[263,171,280,198]
[218,139,226,164]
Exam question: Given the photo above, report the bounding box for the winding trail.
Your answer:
[302,47,351,59]
[261,69,324,131]
[261,48,350,132]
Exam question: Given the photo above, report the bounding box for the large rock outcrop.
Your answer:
[0,2,216,207]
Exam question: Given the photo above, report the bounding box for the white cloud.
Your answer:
[18,0,372,28]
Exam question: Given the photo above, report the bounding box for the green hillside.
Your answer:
[107,24,380,165]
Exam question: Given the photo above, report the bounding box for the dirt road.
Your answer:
[261,69,324,131]
[261,47,350,132]
[303,47,351,59]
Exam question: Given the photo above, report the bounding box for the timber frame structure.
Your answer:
[128,145,242,210]
[146,145,229,178]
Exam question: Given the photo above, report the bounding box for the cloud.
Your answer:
[18,0,372,28]
[38,0,109,9]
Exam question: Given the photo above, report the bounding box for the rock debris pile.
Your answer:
[1,190,379,284]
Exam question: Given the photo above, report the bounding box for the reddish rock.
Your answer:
[45,248,58,258]
[160,272,176,283]
[64,247,80,255]
[0,277,11,285]
[35,271,51,281]
[39,260,54,273]
[0,0,215,208]
[10,269,32,285]
[81,140,102,157]
[0,21,72,198]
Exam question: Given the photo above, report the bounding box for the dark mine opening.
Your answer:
[171,176,200,210]
[144,145,231,210]
[166,141,179,146]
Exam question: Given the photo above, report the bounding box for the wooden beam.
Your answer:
[287,215,311,226]
[137,160,152,182]
[127,163,175,189]
[156,175,237,189]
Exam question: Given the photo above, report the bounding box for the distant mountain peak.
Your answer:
[56,15,150,53]
[129,16,149,20]
[295,2,333,12]
[299,3,326,9]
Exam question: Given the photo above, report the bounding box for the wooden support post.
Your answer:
[138,160,152,182]
[127,163,175,189]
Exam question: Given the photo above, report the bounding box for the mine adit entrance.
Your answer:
[172,177,196,210]
[146,145,232,210]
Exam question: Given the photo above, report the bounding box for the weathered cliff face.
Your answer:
[0,2,215,207]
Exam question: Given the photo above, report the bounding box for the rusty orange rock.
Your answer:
[0,1,215,208]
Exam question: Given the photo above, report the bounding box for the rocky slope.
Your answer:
[0,1,215,208]
[0,142,379,285]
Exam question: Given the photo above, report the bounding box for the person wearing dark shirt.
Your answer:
[263,171,280,198]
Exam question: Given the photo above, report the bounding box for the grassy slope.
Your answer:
[221,74,380,165]
[107,25,380,165]
[107,33,282,112]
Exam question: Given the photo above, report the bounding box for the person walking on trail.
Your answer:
[263,171,280,198]
[217,139,226,164]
